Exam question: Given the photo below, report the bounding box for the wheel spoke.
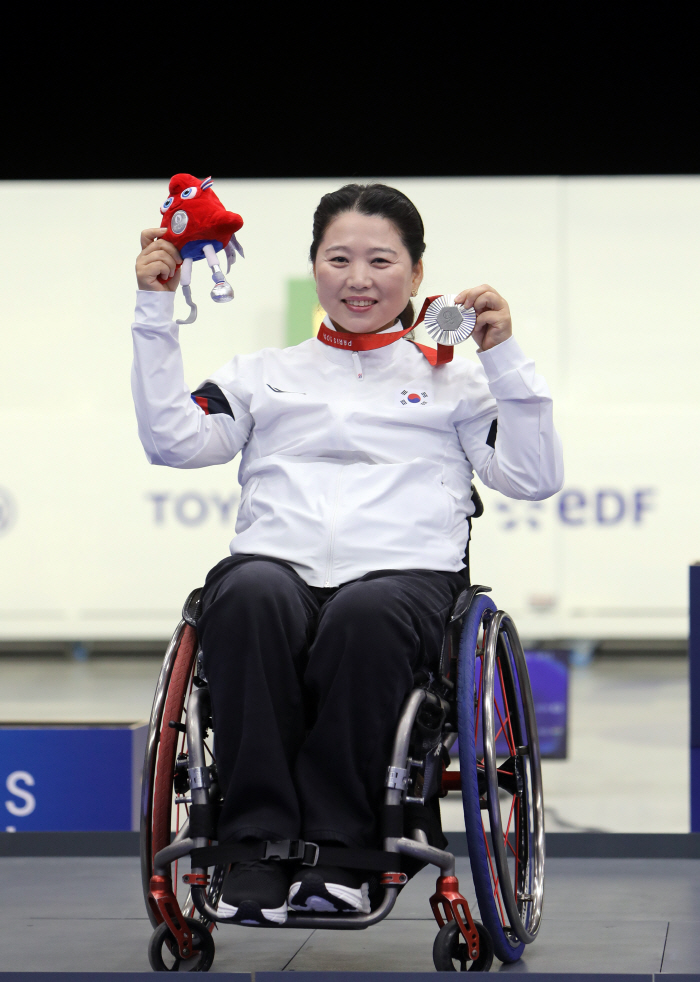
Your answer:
[496,660,517,755]
[493,872,505,919]
[482,822,507,924]
[492,695,514,756]
[504,794,516,850]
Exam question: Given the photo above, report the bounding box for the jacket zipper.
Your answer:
[324,467,344,587]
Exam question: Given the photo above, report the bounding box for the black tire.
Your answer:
[148,916,216,972]
[433,920,494,972]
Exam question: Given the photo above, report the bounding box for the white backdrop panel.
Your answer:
[0,177,696,640]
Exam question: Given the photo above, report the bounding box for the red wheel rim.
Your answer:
[151,624,198,863]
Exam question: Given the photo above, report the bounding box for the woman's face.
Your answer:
[314,211,423,334]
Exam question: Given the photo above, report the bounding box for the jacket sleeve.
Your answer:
[130,291,253,468]
[455,337,564,500]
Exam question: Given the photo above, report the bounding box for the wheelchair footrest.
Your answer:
[430,875,480,961]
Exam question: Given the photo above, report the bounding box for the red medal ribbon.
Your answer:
[316,296,454,366]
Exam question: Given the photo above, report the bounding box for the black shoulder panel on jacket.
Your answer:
[486,418,498,448]
[191,382,235,419]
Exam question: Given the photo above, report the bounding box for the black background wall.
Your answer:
[1,7,696,181]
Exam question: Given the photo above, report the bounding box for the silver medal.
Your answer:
[423,294,476,346]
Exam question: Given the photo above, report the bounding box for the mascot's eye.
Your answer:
[160,197,174,213]
[180,186,198,200]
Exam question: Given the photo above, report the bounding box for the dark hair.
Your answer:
[310,183,426,328]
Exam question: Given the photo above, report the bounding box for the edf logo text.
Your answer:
[496,487,656,531]
[558,488,654,526]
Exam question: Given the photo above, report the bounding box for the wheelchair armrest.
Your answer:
[182,587,204,627]
[449,584,492,624]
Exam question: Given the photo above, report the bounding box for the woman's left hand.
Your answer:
[454,285,512,351]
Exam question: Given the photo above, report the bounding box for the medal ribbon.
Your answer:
[316,295,454,366]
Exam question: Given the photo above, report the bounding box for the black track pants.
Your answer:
[198,555,464,847]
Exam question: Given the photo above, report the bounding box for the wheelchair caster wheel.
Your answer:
[433,920,494,972]
[148,916,215,972]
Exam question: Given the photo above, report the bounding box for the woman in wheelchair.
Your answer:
[132,184,563,930]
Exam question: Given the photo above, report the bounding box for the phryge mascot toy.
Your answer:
[157,174,244,324]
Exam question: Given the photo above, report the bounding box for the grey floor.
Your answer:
[0,656,700,973]
[1,654,697,973]
[1,854,699,973]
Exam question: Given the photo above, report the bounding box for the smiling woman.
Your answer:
[131,181,563,928]
[310,184,425,334]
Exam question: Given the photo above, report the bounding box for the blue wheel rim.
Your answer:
[456,594,525,963]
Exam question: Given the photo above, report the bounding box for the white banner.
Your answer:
[0,177,698,640]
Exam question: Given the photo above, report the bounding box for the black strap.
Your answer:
[189,840,303,867]
[382,803,404,838]
[190,839,404,873]
[313,845,402,872]
[188,803,218,840]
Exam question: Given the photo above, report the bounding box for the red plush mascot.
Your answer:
[158,174,244,325]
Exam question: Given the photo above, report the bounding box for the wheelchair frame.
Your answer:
[141,577,545,972]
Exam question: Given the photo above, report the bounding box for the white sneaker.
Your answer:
[288,865,370,913]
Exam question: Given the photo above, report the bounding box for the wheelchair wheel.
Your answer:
[433,919,494,972]
[456,594,545,963]
[141,617,199,925]
[148,915,216,972]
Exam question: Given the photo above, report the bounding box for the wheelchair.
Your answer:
[140,505,545,972]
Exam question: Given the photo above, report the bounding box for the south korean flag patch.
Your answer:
[397,382,431,407]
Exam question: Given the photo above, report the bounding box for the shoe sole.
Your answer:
[217,897,288,925]
[288,880,370,914]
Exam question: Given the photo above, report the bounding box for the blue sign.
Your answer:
[523,650,569,758]
[1,725,146,831]
[457,649,569,760]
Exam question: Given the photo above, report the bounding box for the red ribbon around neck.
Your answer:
[316,296,454,366]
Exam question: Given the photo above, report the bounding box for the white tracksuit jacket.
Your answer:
[131,291,564,587]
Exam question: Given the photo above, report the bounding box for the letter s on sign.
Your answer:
[5,771,36,817]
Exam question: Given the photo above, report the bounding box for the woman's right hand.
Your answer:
[136,228,182,291]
